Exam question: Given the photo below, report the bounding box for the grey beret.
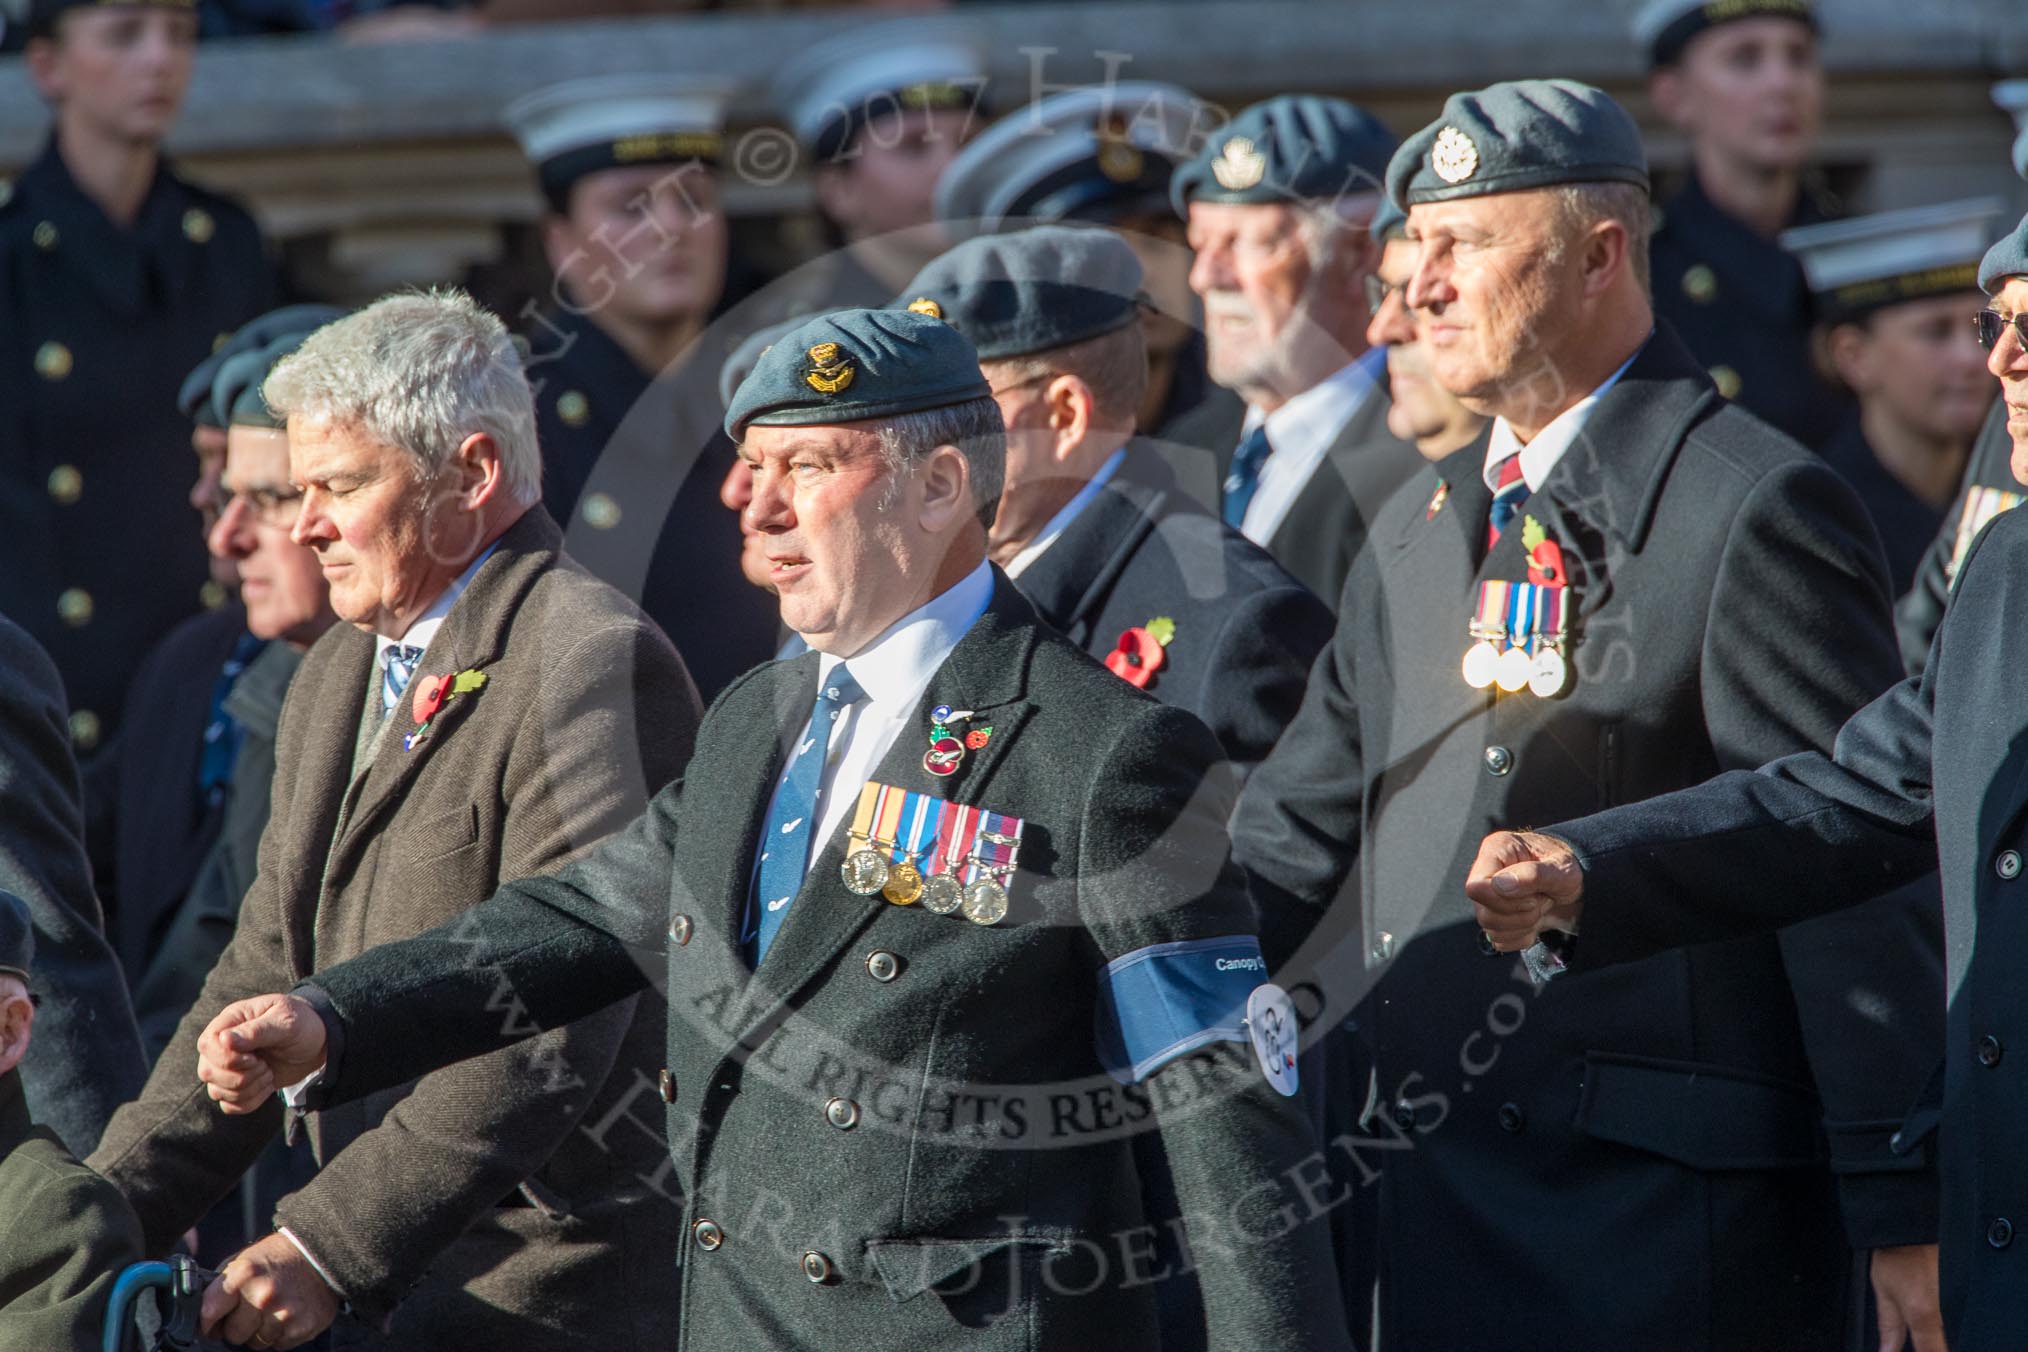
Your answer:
[724,307,991,440]
[720,317,804,412]
[1980,210,2028,294]
[0,891,29,984]
[179,303,346,427]
[897,225,1144,363]
[1385,79,1648,210]
[1171,94,1397,215]
[1372,195,1407,242]
[214,331,312,432]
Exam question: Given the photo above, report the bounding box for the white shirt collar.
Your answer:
[1483,340,1646,493]
[1237,351,1384,545]
[373,540,501,667]
[1003,448,1128,579]
[815,558,995,708]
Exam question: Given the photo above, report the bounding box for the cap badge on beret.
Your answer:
[1211,137,1268,192]
[805,342,857,395]
[906,298,945,319]
[1431,127,1479,185]
[1096,112,1145,184]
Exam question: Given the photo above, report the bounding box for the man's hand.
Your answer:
[200,1232,341,1349]
[197,994,328,1115]
[1464,830,1586,952]
[1872,1243,1946,1351]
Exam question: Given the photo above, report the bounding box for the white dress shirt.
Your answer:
[1238,349,1385,546]
[768,559,995,885]
[1003,448,1127,579]
[372,541,501,712]
[1480,342,1646,493]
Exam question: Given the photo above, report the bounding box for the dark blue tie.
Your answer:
[747,666,866,965]
[1222,425,1274,529]
[197,632,266,810]
[380,643,425,719]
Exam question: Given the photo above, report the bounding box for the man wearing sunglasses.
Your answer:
[1470,208,2028,1349]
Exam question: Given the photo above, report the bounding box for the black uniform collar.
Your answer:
[0,1069,29,1150]
[531,299,655,398]
[19,134,202,316]
[1661,170,1826,322]
[1010,440,1175,637]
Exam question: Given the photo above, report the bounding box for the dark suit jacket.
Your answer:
[91,509,700,1348]
[1013,441,1332,777]
[1542,499,2028,1349]
[1895,400,2015,677]
[84,602,251,987]
[0,1070,142,1352]
[526,304,781,704]
[1231,326,1942,1350]
[291,575,1352,1351]
[0,615,144,1155]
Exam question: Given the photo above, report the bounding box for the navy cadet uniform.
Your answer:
[1784,199,2006,596]
[765,33,990,316]
[898,224,1332,776]
[1527,209,2028,1351]
[933,80,1242,504]
[286,308,1353,1352]
[1167,96,1425,608]
[0,895,145,1352]
[1231,81,1942,1351]
[1637,0,1850,449]
[504,78,776,702]
[1895,401,2018,675]
[0,85,271,754]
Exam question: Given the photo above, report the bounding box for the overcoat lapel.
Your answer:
[733,579,1040,1038]
[280,634,375,978]
[1015,443,1169,647]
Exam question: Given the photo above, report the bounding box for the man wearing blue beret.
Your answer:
[1235,77,1943,1351]
[1472,210,2028,1350]
[1169,94,1425,607]
[192,306,1355,1351]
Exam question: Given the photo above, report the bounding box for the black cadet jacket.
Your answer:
[1231,325,1942,1351]
[294,576,1352,1352]
[1546,500,2028,1350]
[1896,400,2016,677]
[1011,441,1332,777]
[0,138,270,751]
[525,304,779,703]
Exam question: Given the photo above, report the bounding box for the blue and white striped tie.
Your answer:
[380,643,425,719]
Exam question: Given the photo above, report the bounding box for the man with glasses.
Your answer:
[1361,197,1487,464]
[1469,207,2028,1351]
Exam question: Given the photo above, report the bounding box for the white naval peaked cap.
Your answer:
[770,27,985,161]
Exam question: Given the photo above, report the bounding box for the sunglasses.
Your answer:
[1974,309,2028,351]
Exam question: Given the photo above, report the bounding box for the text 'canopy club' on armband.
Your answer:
[1095,935,1298,1096]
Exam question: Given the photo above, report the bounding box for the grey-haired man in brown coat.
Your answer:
[90,291,701,1351]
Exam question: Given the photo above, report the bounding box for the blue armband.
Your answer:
[1094,935,1269,1084]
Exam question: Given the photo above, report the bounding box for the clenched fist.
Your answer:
[197,993,329,1114]
[1464,830,1586,952]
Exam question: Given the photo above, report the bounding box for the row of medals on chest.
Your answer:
[1462,519,1574,700]
[840,705,1015,926]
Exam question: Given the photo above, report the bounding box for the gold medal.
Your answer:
[921,873,963,914]
[961,879,1009,926]
[1494,644,1533,693]
[1462,640,1500,689]
[883,861,924,906]
[841,848,889,896]
[1528,646,1570,699]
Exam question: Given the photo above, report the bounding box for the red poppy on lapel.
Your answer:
[411,672,451,725]
[1106,627,1166,688]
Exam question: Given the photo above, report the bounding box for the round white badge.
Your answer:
[1494,644,1533,693]
[1462,641,1500,689]
[1245,983,1300,1098]
[1529,646,1570,698]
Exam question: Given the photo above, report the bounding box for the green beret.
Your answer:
[897,225,1144,363]
[213,332,310,432]
[0,891,29,984]
[724,308,991,440]
[179,303,346,427]
[1980,210,2028,294]
[1171,94,1397,214]
[1386,79,1648,210]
